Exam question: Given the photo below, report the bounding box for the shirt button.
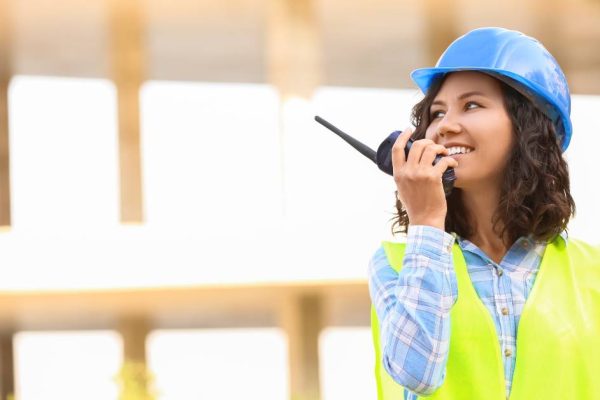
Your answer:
[446,244,452,253]
[504,348,512,357]
[501,307,509,315]
[497,268,504,276]
[522,240,530,249]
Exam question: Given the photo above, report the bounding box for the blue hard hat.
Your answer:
[410,27,572,151]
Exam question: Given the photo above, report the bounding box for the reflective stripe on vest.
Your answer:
[371,236,600,399]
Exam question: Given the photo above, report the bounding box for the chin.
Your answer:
[451,176,474,191]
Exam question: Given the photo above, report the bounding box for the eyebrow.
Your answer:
[432,91,487,106]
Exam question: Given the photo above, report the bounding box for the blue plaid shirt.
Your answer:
[368,225,563,399]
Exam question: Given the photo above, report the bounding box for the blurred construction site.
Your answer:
[0,0,598,399]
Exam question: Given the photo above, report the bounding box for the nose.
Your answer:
[436,110,462,139]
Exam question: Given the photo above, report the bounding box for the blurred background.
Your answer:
[0,0,598,399]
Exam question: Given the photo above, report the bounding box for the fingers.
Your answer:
[418,142,448,166]
[392,129,457,178]
[405,138,431,165]
[391,127,414,172]
[433,156,458,175]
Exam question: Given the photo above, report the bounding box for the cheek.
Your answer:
[493,120,516,158]
[475,114,514,155]
[424,124,438,140]
[473,131,514,173]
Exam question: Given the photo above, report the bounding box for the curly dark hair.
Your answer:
[390,74,576,246]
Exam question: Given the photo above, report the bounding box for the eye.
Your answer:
[430,109,445,119]
[465,101,481,110]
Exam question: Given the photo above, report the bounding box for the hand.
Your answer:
[392,128,459,230]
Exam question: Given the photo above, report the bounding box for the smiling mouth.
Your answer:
[449,151,472,157]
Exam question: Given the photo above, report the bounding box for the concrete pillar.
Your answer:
[119,317,149,363]
[0,0,12,228]
[280,294,323,400]
[267,0,321,100]
[109,0,145,223]
[422,0,458,66]
[117,317,153,399]
[266,0,321,217]
[0,332,14,400]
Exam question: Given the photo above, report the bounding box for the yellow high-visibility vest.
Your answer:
[371,236,600,399]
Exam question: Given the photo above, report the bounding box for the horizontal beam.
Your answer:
[0,281,370,331]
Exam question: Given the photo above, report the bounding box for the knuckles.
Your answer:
[391,144,405,155]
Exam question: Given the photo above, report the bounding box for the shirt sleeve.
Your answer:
[368,225,457,396]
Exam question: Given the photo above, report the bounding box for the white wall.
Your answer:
[0,77,598,290]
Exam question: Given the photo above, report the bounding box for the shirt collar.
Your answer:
[451,230,568,247]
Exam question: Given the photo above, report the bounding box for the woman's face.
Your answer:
[425,71,515,191]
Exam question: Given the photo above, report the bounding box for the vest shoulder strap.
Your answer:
[381,241,406,272]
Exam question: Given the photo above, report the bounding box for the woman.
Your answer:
[368,27,600,400]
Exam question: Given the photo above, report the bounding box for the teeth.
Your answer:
[447,146,473,155]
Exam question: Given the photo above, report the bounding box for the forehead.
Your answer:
[434,71,503,98]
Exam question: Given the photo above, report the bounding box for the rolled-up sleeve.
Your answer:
[368,225,457,396]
